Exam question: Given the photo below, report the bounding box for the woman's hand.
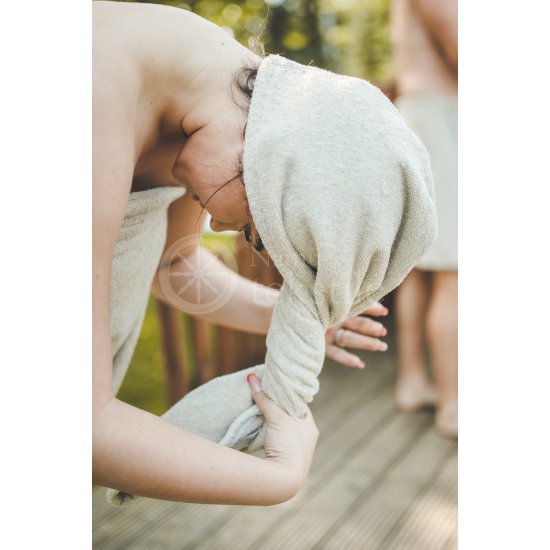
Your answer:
[247,373,319,497]
[324,302,389,368]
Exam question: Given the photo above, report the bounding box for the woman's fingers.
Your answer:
[342,315,387,338]
[337,328,388,352]
[360,302,389,317]
[247,375,318,498]
[325,312,389,368]
[325,344,366,368]
[247,373,315,422]
[247,373,287,422]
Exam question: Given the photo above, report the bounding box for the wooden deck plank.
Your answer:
[383,454,458,550]
[93,336,457,550]
[179,365,396,550]
[93,498,183,549]
[317,430,456,550]
[254,412,433,550]
[93,355,391,548]
[443,523,458,550]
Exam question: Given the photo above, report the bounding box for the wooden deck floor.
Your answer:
[93,347,457,549]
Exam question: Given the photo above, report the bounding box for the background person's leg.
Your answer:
[426,270,458,438]
[395,269,437,412]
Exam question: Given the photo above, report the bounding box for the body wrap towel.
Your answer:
[111,186,185,394]
[108,55,436,506]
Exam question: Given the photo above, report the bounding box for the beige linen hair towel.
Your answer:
[108,55,436,506]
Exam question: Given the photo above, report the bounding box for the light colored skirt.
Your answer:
[395,94,458,271]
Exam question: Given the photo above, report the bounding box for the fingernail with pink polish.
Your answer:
[247,373,261,392]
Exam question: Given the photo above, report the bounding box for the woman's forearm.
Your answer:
[411,0,457,70]
[152,247,279,335]
[93,397,297,505]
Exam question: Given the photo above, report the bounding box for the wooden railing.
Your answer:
[157,233,283,405]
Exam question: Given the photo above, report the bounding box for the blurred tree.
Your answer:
[121,0,393,85]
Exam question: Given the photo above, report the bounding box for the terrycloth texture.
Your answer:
[107,55,436,507]
[395,94,458,270]
[243,55,437,418]
[111,186,185,393]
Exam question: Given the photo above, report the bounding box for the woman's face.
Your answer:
[172,117,264,250]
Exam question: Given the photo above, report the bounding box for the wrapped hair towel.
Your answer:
[107,55,436,506]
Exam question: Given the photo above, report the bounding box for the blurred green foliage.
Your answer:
[117,296,168,414]
[117,233,237,414]
[118,0,393,84]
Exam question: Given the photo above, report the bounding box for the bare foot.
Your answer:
[395,375,437,412]
[436,401,458,439]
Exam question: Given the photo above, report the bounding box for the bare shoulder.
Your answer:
[93,3,142,171]
[93,0,207,32]
[93,4,137,249]
[93,3,140,102]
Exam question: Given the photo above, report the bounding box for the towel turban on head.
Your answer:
[107,54,436,507]
[243,55,436,420]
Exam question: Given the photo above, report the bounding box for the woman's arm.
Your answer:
[153,246,279,334]
[152,192,279,334]
[411,0,458,71]
[153,193,389,358]
[94,386,317,505]
[93,98,317,504]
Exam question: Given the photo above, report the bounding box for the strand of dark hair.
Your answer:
[194,64,259,232]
